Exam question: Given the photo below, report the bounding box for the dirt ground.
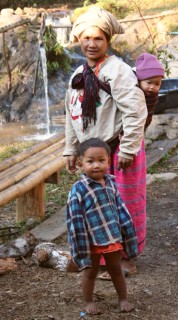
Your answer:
[0,149,178,320]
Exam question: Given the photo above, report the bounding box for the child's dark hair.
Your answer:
[77,138,111,157]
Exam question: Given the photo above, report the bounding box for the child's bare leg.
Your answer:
[104,251,133,312]
[82,253,101,314]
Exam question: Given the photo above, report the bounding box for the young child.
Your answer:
[66,137,138,315]
[135,52,165,129]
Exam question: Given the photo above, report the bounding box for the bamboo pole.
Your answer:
[0,156,66,207]
[0,148,64,192]
[0,139,65,181]
[0,19,31,33]
[0,132,65,172]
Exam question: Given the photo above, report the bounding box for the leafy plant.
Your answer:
[43,26,71,75]
[158,49,175,77]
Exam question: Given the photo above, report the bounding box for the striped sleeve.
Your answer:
[66,185,92,270]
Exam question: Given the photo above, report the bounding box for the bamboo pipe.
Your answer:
[0,156,67,207]
[0,132,65,172]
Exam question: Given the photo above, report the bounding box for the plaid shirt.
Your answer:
[66,174,138,270]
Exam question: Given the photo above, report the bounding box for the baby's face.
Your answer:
[139,76,162,95]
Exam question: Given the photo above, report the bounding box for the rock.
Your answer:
[15,7,24,16]
[0,14,22,27]
[146,172,177,185]
[0,232,38,258]
[25,218,37,230]
[1,8,14,16]
[146,113,178,140]
[32,242,71,271]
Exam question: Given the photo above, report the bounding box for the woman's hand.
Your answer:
[66,155,78,174]
[117,156,133,170]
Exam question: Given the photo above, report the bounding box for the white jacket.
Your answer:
[63,55,147,159]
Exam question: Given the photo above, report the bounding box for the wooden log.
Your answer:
[0,146,64,192]
[0,156,66,207]
[16,182,45,222]
[0,132,65,173]
[0,258,17,275]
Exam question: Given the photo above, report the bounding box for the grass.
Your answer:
[45,168,80,217]
[138,0,178,15]
[0,141,36,162]
[121,0,178,16]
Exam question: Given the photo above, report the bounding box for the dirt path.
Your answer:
[0,149,178,320]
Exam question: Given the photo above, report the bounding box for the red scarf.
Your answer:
[72,60,111,131]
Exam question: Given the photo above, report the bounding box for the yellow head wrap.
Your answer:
[70,7,124,42]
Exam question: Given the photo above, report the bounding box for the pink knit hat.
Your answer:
[136,53,165,80]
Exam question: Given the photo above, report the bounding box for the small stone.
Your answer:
[1,8,14,16]
[25,218,37,230]
[143,289,152,296]
[169,261,177,266]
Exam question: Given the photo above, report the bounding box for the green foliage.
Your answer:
[43,26,71,75]
[96,0,130,18]
[158,50,175,77]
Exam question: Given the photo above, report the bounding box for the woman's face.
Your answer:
[79,26,109,66]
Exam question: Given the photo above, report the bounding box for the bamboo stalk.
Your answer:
[0,139,65,180]
[0,148,64,192]
[0,132,65,172]
[0,156,66,207]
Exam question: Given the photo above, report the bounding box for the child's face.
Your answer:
[139,76,162,95]
[78,147,110,183]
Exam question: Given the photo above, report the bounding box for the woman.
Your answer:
[63,7,147,275]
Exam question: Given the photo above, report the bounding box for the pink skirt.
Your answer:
[100,139,146,264]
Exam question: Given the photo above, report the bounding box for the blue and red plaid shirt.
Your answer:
[66,174,138,270]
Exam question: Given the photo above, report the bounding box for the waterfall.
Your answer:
[39,45,50,135]
[45,11,72,46]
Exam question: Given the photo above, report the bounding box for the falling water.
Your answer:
[39,45,50,135]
